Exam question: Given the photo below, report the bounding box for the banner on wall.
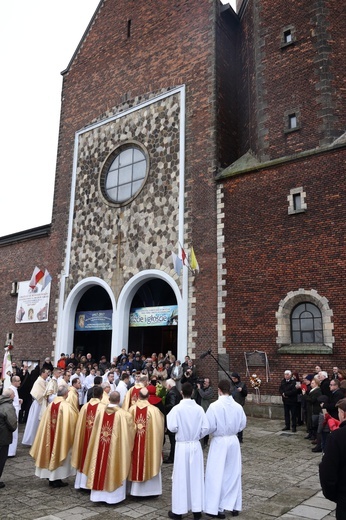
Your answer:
[15,281,51,323]
[75,310,113,331]
[129,305,178,327]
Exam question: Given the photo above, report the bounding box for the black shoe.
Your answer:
[312,446,322,453]
[282,427,290,431]
[292,427,297,432]
[168,511,182,520]
[193,513,202,520]
[304,434,312,439]
[50,480,68,488]
[0,482,5,489]
[163,458,174,464]
[232,513,239,518]
[206,514,226,519]
[297,421,304,426]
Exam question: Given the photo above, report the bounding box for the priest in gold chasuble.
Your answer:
[128,387,165,497]
[71,385,105,489]
[30,385,78,488]
[82,391,136,504]
[66,377,81,414]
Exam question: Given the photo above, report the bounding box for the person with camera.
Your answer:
[181,365,197,391]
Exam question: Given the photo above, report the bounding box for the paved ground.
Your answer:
[1,418,336,520]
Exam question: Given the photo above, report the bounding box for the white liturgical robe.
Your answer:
[8,384,21,456]
[204,395,247,515]
[167,398,209,515]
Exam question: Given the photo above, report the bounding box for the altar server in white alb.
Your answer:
[167,382,209,520]
[204,379,247,518]
[8,376,22,457]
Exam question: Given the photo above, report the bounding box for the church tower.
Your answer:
[219,0,346,396]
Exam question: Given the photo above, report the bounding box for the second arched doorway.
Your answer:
[128,278,178,357]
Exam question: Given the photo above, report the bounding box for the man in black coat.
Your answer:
[323,379,345,419]
[279,370,299,432]
[318,371,332,399]
[86,376,103,402]
[320,398,346,519]
[164,379,182,463]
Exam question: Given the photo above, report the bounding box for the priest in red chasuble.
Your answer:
[82,391,136,504]
[71,385,105,490]
[122,374,148,411]
[128,387,165,497]
[30,385,78,488]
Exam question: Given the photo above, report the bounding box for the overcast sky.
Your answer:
[0,0,236,237]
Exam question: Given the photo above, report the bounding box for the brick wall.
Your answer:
[0,230,61,364]
[222,146,346,396]
[238,0,346,160]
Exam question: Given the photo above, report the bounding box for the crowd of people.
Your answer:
[279,365,346,519]
[3,353,346,518]
[279,365,346,446]
[0,350,247,518]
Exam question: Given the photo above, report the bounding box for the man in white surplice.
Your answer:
[204,379,247,518]
[166,381,209,520]
[8,375,22,456]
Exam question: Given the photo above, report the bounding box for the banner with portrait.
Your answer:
[75,310,113,331]
[15,281,51,323]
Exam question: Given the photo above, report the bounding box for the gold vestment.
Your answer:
[66,386,80,414]
[122,383,143,411]
[83,404,136,491]
[128,400,164,482]
[30,376,47,405]
[71,398,105,472]
[30,397,78,471]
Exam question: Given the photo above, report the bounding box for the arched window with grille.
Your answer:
[276,289,333,354]
[291,303,323,344]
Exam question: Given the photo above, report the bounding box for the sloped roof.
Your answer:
[61,0,104,76]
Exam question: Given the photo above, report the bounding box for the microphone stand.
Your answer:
[202,349,232,382]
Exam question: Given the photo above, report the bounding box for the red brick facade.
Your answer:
[220,0,346,395]
[0,227,60,362]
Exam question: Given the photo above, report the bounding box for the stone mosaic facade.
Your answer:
[66,91,183,300]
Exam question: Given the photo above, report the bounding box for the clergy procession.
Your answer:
[0,351,247,518]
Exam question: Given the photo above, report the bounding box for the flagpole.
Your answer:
[178,241,194,273]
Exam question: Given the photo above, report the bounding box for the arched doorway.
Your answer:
[73,285,113,362]
[128,279,178,358]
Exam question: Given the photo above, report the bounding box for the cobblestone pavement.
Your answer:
[1,418,336,520]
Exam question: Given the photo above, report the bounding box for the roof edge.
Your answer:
[217,139,346,180]
[61,0,104,76]
[0,224,51,247]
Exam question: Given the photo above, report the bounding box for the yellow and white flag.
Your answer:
[190,247,199,273]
